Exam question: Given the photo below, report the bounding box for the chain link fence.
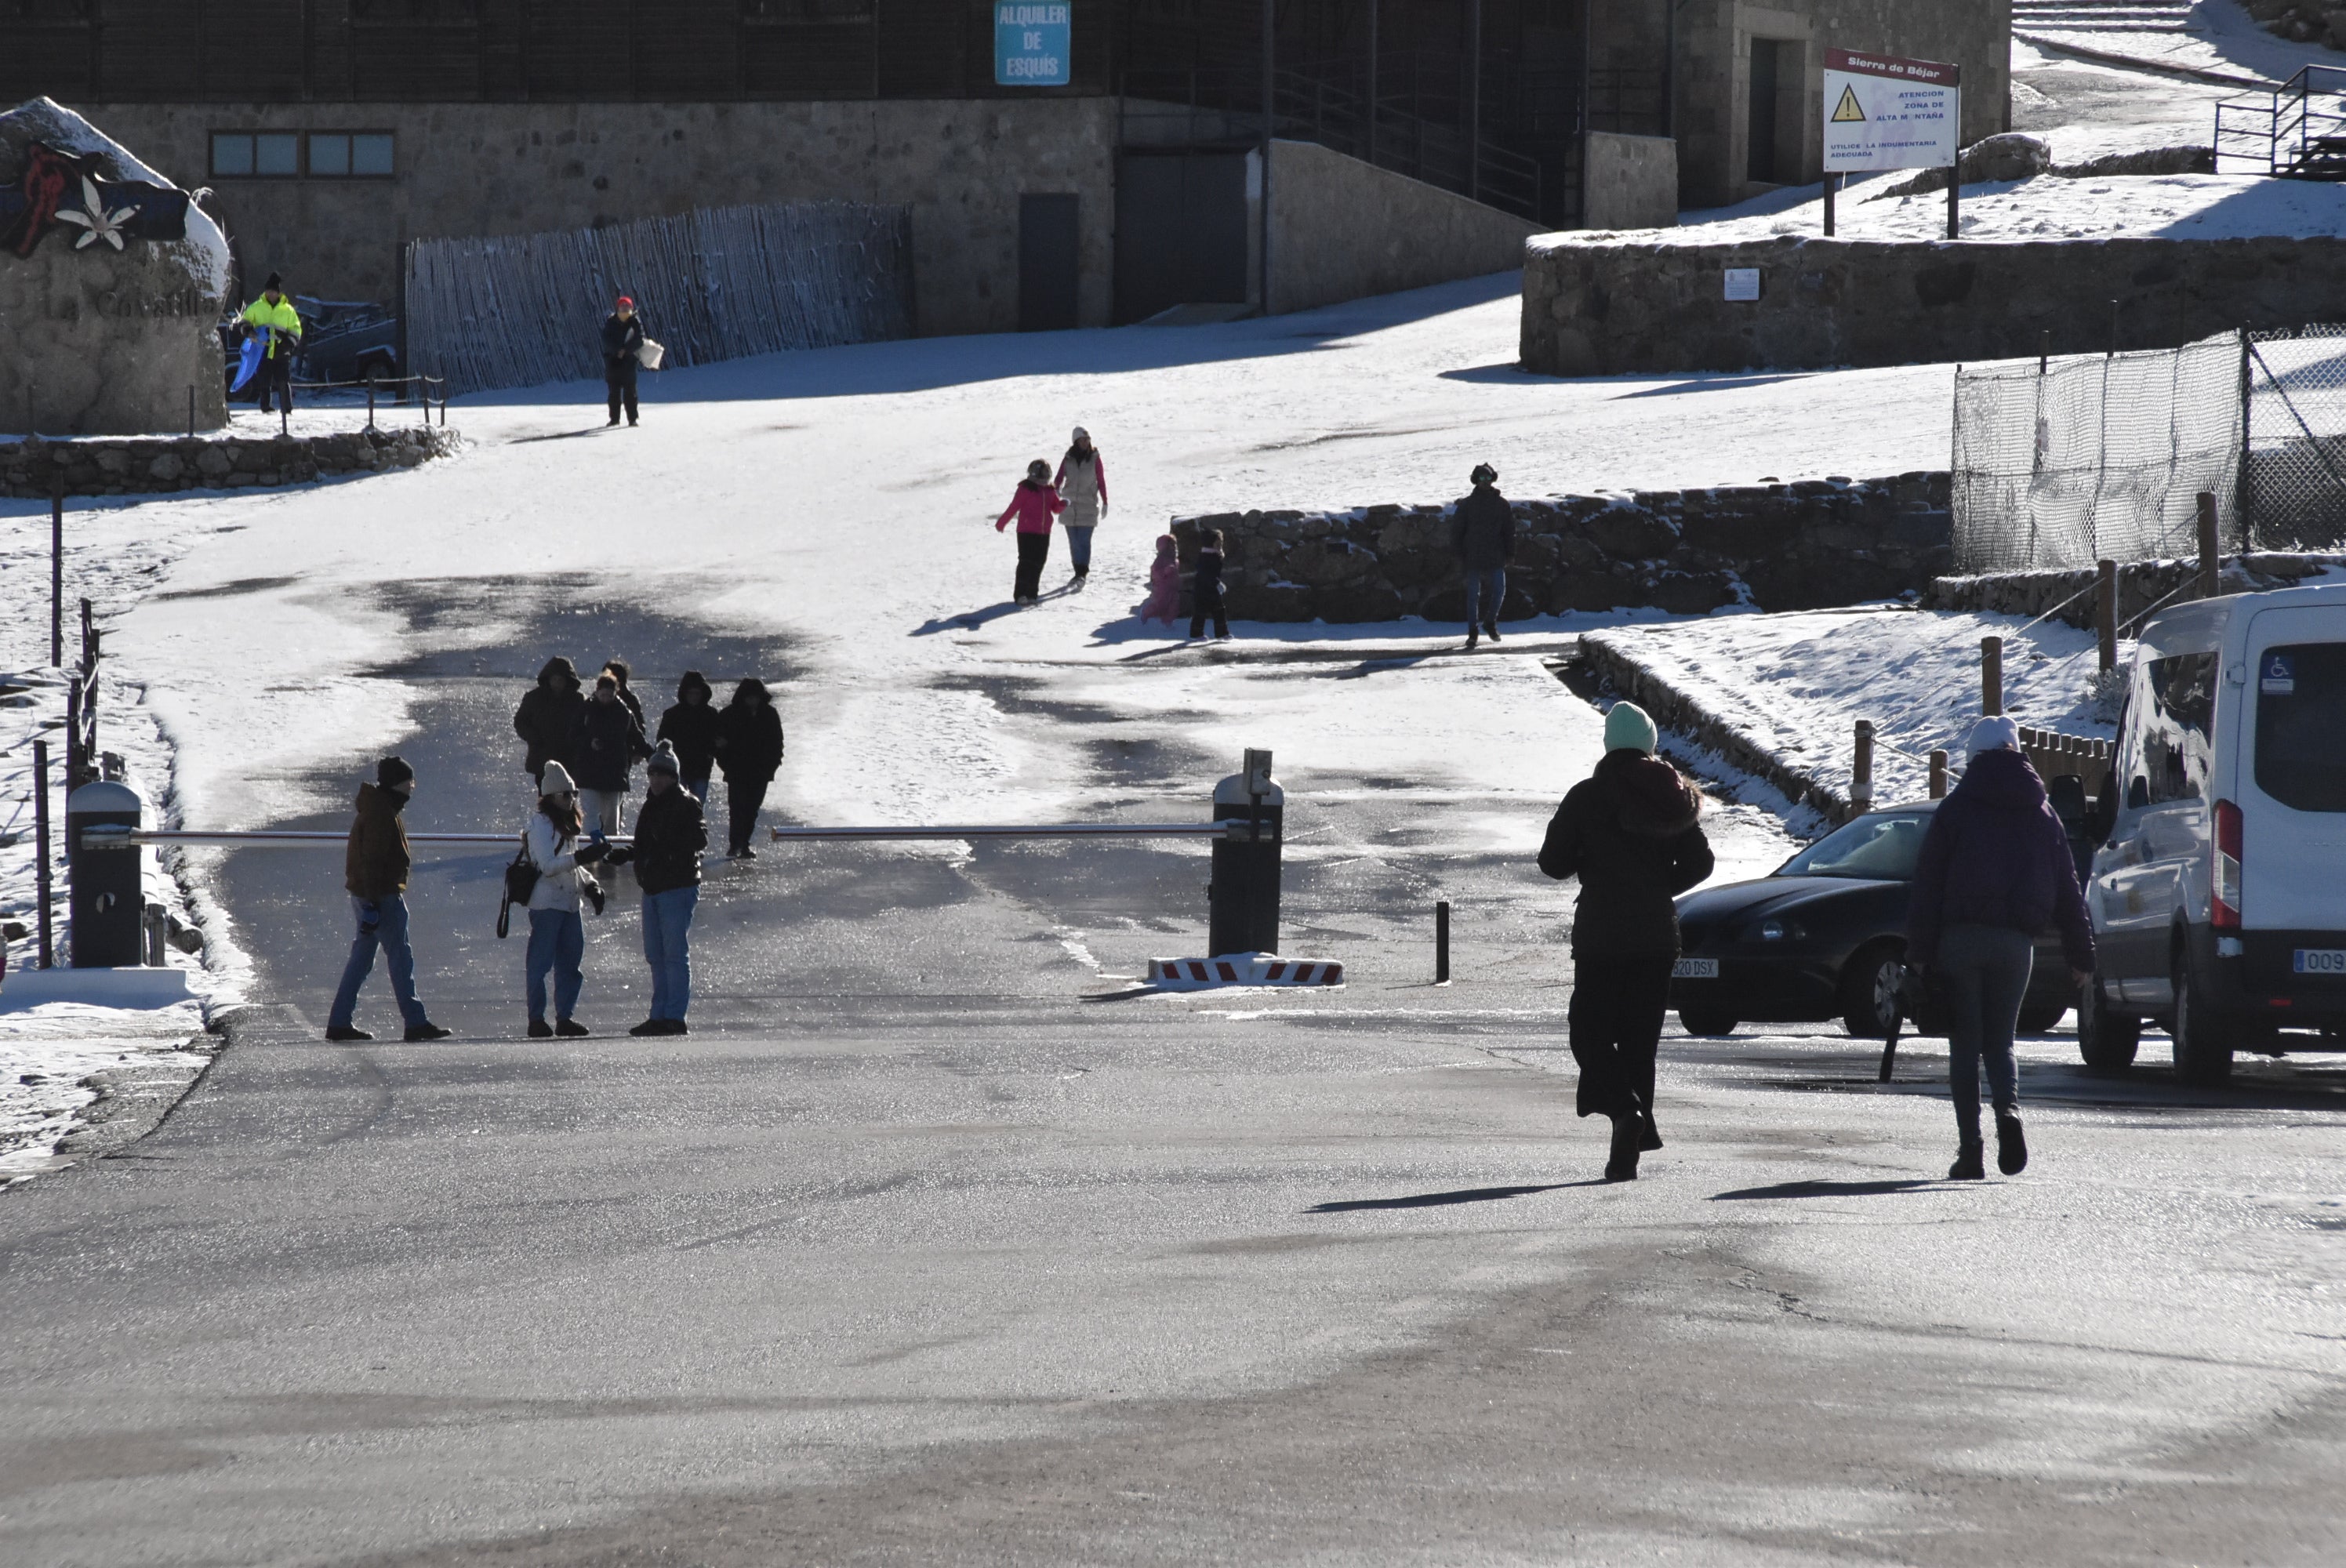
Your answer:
[1952,331,2242,571]
[1954,327,2346,571]
[2246,326,2346,552]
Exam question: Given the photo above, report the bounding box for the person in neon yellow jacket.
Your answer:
[240,271,303,414]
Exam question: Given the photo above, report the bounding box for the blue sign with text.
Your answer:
[995,2,1071,87]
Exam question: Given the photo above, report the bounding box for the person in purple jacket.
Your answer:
[1906,716,2097,1181]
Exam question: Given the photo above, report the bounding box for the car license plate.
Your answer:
[2293,948,2346,976]
[1672,957,1719,979]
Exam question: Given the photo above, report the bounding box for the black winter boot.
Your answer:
[1995,1110,2028,1175]
[527,1018,554,1040]
[1604,1113,1642,1181]
[555,1018,590,1038]
[325,1025,372,1043]
[1465,627,1478,651]
[1485,622,1502,643]
[1948,1140,1986,1181]
[1639,1110,1664,1152]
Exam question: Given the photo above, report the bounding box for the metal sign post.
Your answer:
[1821,48,1962,238]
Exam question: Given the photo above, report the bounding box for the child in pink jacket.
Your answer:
[995,459,1066,605]
[1141,535,1182,627]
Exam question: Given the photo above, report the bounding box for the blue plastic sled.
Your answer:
[231,335,265,392]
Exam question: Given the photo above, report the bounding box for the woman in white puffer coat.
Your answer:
[523,761,608,1038]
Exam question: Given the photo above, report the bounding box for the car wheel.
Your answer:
[1676,1007,1738,1038]
[2076,976,2141,1069]
[2170,946,2235,1086]
[1840,942,1905,1039]
[2017,1000,2068,1034]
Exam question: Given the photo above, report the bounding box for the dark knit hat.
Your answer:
[265,271,283,290]
[647,742,681,777]
[376,756,415,789]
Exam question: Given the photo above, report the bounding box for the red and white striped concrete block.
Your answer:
[1146,953,1346,989]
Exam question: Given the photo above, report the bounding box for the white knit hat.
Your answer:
[539,760,576,797]
[1965,716,2022,757]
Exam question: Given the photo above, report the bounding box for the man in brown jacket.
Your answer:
[325,756,452,1043]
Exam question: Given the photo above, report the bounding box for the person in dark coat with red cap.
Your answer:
[601,296,645,426]
[1538,702,1714,1182]
[1908,716,2096,1182]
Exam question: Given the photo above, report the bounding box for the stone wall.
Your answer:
[1266,140,1542,316]
[1522,234,2346,378]
[1583,133,1680,231]
[1920,554,2346,626]
[1170,472,1952,623]
[71,98,1121,338]
[0,426,461,498]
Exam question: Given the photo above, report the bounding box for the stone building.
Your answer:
[2,2,2006,339]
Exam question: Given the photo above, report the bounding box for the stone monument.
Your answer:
[1,97,232,436]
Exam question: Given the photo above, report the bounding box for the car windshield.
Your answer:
[1774,810,1930,880]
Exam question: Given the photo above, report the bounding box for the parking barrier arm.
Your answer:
[78,822,1241,851]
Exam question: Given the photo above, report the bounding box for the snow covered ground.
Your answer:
[1585,606,2123,811]
[2019,0,2346,86]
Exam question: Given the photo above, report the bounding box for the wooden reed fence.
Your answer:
[402,201,914,397]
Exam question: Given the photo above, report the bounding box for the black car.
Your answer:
[1669,803,2079,1040]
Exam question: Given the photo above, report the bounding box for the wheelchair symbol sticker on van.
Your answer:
[2261,652,2296,695]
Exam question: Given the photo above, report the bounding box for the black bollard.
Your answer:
[1208,749,1283,957]
[67,779,145,967]
[1436,900,1451,983]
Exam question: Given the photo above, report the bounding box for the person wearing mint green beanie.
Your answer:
[1538,700,1712,1181]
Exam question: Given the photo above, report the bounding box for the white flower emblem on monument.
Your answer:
[56,174,137,251]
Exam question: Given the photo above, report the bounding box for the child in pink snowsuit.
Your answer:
[1142,535,1182,627]
[995,459,1066,605]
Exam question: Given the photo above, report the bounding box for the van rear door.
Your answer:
[2237,608,2346,935]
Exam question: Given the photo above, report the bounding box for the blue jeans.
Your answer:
[1937,922,2032,1138]
[329,894,427,1030]
[1465,567,1506,628]
[1066,525,1095,573]
[683,776,710,805]
[525,907,585,1023]
[642,885,699,1020]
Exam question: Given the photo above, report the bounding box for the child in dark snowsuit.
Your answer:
[1188,529,1229,641]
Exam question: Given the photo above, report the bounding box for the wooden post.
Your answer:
[2197,491,2221,599]
[1981,635,2003,717]
[1929,749,1948,799]
[1435,900,1451,984]
[1850,719,1876,813]
[33,739,53,969]
[2097,557,2119,672]
[49,485,63,669]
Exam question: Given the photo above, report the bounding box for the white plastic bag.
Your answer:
[635,337,665,370]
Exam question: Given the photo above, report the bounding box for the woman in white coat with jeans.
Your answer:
[523,761,608,1038]
[1054,426,1107,583]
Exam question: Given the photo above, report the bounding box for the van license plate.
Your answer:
[2293,949,2346,975]
[1672,957,1720,979]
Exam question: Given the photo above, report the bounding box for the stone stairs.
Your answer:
[2011,0,2196,29]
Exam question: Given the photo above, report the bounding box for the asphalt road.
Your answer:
[5,595,2344,1565]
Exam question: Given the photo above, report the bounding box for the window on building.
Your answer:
[307,132,396,177]
[211,132,300,178]
[742,0,875,22]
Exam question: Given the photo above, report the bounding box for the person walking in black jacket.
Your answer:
[714,677,785,858]
[513,657,586,790]
[1452,463,1515,650]
[572,672,652,838]
[1538,702,1715,1181]
[612,742,707,1036]
[601,296,645,427]
[601,659,645,728]
[1187,528,1229,641]
[656,670,721,804]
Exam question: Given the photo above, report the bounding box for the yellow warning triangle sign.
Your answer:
[1832,85,1866,123]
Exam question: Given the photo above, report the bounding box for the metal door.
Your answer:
[1019,192,1081,332]
[1113,151,1248,325]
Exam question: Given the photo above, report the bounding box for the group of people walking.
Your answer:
[324,657,785,1043]
[994,427,1109,604]
[1542,703,2093,1183]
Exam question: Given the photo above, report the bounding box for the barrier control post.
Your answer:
[1209,748,1282,958]
[67,778,145,968]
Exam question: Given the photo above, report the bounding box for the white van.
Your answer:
[2081,579,2346,1082]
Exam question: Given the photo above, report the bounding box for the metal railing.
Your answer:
[82,821,1244,851]
[2215,64,2346,176]
[275,372,449,433]
[1119,64,1543,221]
